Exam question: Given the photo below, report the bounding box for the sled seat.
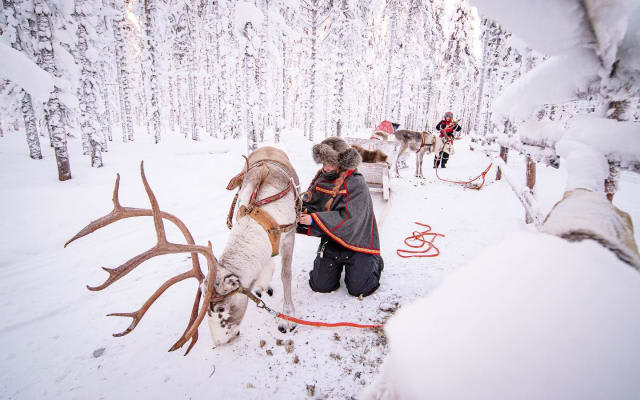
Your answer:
[344,137,400,201]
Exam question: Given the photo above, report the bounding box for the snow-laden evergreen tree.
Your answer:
[34,0,72,181]
[3,0,42,160]
[112,0,134,142]
[142,0,163,143]
[75,0,105,167]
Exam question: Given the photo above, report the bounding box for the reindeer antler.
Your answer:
[65,161,218,355]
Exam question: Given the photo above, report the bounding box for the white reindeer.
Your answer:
[65,146,300,354]
[207,146,299,345]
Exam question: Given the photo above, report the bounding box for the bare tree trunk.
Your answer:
[113,0,134,142]
[76,3,105,168]
[604,160,619,202]
[168,73,176,133]
[525,156,536,224]
[35,0,71,180]
[22,92,42,159]
[100,84,113,144]
[308,3,318,141]
[496,145,508,180]
[383,1,397,119]
[188,70,198,140]
[144,0,162,144]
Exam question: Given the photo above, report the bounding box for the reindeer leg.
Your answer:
[278,230,296,333]
[416,149,425,179]
[252,258,275,298]
[393,143,407,178]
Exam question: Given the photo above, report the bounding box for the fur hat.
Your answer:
[312,137,362,170]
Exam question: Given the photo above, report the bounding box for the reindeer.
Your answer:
[391,130,437,179]
[65,146,300,354]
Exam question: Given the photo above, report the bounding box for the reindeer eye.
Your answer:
[217,307,225,313]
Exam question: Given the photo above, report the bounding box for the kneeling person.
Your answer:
[297,137,383,297]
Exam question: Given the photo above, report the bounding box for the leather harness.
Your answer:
[226,159,301,257]
[417,131,436,153]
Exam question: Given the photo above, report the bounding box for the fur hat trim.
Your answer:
[312,137,361,170]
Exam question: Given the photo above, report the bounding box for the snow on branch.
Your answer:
[492,49,600,121]
[0,42,55,104]
[561,115,640,173]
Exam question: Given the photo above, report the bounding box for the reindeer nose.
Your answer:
[224,275,240,289]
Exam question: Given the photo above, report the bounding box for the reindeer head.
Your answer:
[206,269,249,346]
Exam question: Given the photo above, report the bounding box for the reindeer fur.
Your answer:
[206,149,298,346]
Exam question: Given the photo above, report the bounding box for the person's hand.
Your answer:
[299,213,312,225]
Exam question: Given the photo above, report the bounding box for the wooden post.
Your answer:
[525,155,536,224]
[604,160,618,202]
[336,120,342,137]
[496,145,508,180]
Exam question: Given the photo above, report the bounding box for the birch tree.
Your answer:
[34,0,72,180]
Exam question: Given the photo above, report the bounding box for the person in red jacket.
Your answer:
[433,111,461,168]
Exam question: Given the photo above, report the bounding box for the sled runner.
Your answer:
[344,137,400,201]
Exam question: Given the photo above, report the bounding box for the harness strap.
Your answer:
[226,192,239,229]
[236,205,296,257]
[417,132,435,153]
[323,170,347,211]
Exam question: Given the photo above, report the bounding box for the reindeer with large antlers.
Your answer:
[66,147,300,354]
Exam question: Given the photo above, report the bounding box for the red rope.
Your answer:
[397,222,445,258]
[276,313,383,329]
[436,161,493,190]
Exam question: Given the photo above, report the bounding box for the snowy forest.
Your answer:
[1,0,640,399]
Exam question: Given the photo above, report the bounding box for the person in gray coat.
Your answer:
[297,137,384,297]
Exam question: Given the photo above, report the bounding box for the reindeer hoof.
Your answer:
[255,291,262,298]
[278,326,287,334]
[289,325,296,332]
[267,287,273,297]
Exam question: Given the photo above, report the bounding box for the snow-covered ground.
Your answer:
[1,129,638,399]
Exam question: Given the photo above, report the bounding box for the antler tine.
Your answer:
[169,241,218,354]
[140,161,168,246]
[64,173,122,248]
[87,247,171,291]
[67,162,219,355]
[106,269,198,337]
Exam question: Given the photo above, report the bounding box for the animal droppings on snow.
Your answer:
[285,341,294,353]
[246,383,255,389]
[333,332,341,341]
[265,349,273,356]
[259,339,266,348]
[378,301,400,313]
[92,348,105,358]
[306,384,316,397]
[293,354,300,364]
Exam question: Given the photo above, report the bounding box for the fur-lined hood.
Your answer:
[312,137,362,170]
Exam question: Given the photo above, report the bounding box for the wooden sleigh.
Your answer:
[345,137,400,201]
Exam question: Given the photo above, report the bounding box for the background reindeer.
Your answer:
[65,146,300,353]
[391,130,437,178]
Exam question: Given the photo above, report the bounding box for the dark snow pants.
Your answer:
[434,151,449,168]
[309,237,383,297]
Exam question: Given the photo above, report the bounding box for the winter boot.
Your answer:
[441,152,449,168]
[433,156,440,168]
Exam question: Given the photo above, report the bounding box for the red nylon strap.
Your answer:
[276,313,383,329]
[255,180,293,207]
[435,162,493,190]
[397,222,445,258]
